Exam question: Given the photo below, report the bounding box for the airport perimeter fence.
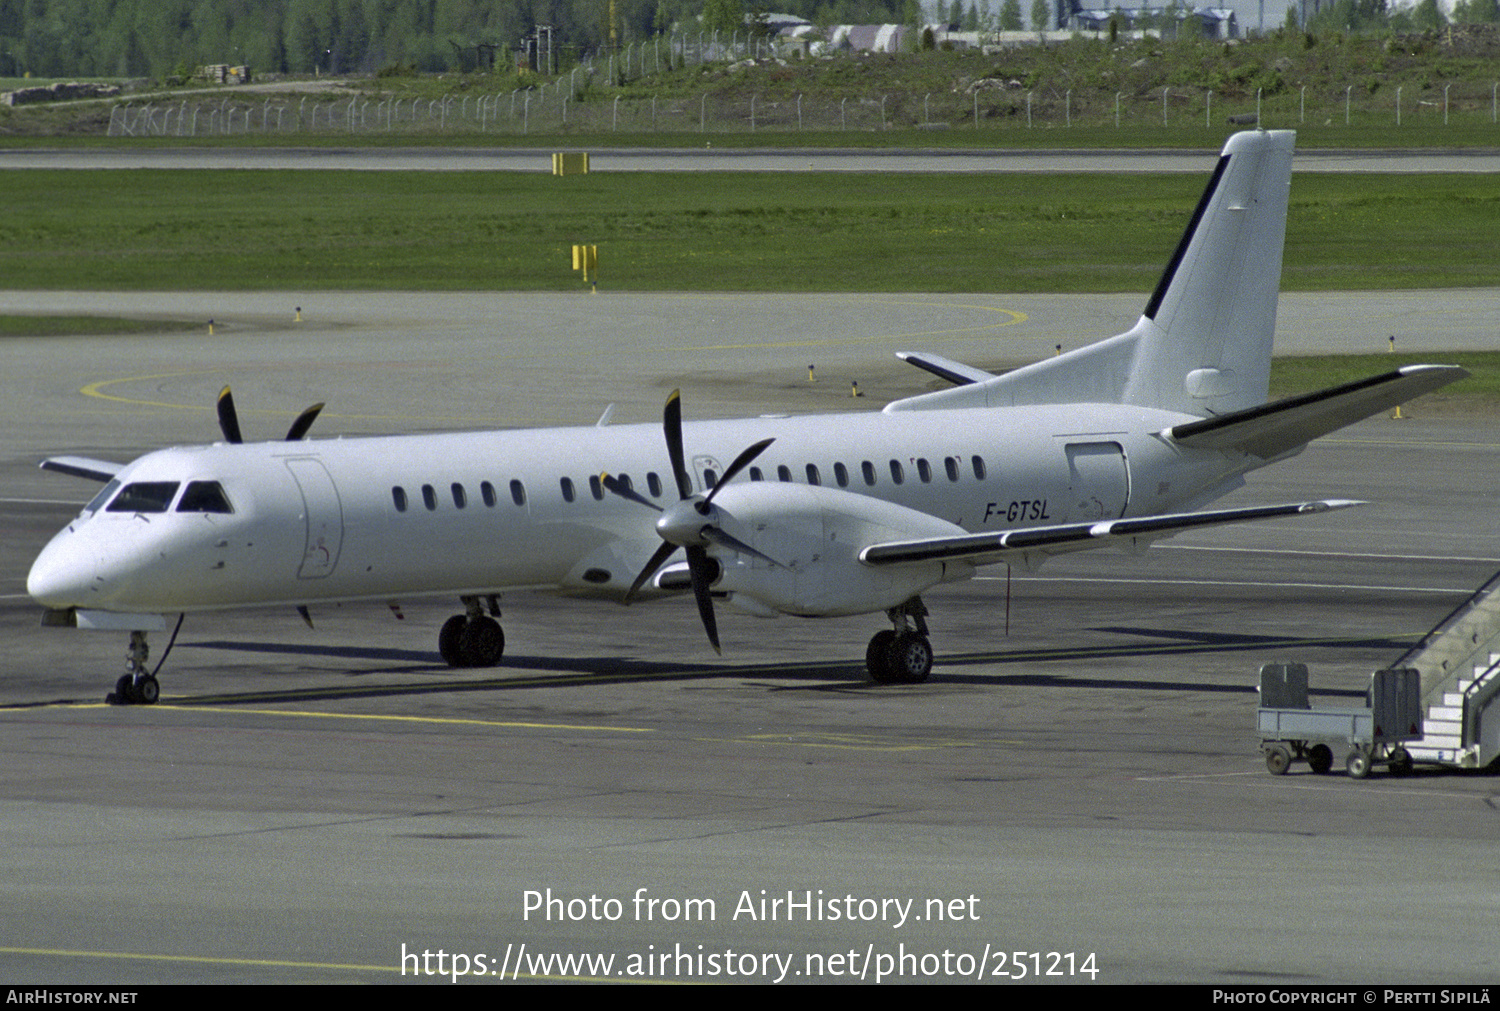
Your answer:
[106,79,1500,138]
[104,26,1500,140]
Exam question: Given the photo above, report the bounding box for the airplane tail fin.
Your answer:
[1125,129,1294,415]
[887,130,1296,417]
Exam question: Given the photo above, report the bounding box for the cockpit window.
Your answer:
[177,480,234,514]
[84,479,121,515]
[106,481,180,514]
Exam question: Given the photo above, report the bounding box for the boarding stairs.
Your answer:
[1396,569,1500,769]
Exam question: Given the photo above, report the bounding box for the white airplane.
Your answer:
[27,130,1466,704]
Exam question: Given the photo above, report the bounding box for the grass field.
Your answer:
[3,169,1497,292]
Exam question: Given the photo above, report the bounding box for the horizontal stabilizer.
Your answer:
[895,352,996,387]
[40,456,122,482]
[1168,365,1468,459]
[860,499,1360,567]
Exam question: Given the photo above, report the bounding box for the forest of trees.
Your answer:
[0,0,910,79]
[2,0,1495,81]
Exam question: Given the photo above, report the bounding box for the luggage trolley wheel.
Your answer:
[1388,747,1414,777]
[1307,743,1334,775]
[1264,745,1292,776]
[1346,748,1372,780]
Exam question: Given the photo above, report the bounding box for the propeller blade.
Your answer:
[285,403,325,441]
[663,390,693,501]
[601,473,662,512]
[703,437,774,508]
[686,546,721,655]
[216,386,243,444]
[625,540,680,603]
[700,526,780,568]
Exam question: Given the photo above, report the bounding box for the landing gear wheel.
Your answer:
[458,616,504,668]
[438,615,467,667]
[1308,744,1334,775]
[1265,746,1291,776]
[133,675,160,705]
[1389,747,1414,777]
[866,631,897,684]
[889,632,933,684]
[108,674,134,705]
[1346,749,1371,780]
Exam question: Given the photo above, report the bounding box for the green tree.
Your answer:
[1030,0,1047,29]
[999,0,1022,28]
[1411,0,1445,28]
[701,0,743,39]
[1452,0,1500,21]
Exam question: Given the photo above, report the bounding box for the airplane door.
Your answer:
[1064,442,1129,521]
[284,458,344,579]
[691,454,724,494]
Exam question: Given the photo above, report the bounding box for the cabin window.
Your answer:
[392,487,407,512]
[560,477,576,503]
[480,481,497,507]
[945,457,960,482]
[971,455,987,480]
[777,465,792,482]
[422,485,437,511]
[889,461,904,485]
[805,464,821,486]
[833,462,849,487]
[917,458,932,484]
[647,472,663,497]
[451,483,467,509]
[588,475,604,501]
[107,482,180,514]
[177,481,234,514]
[861,461,876,486]
[749,467,764,482]
[510,480,526,506]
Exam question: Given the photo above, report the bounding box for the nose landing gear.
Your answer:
[105,623,180,705]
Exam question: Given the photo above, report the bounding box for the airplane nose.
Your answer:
[27,527,106,607]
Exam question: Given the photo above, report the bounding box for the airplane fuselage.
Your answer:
[28,401,1244,618]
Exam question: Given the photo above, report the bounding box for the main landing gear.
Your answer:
[866,597,934,685]
[439,595,505,668]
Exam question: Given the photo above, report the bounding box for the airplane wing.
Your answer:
[40,456,123,482]
[859,499,1360,567]
[1166,365,1468,460]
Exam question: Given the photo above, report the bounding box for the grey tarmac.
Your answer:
[1,289,1497,984]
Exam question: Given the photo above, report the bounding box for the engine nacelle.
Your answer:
[693,483,971,617]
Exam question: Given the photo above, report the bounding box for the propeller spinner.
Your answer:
[602,390,775,654]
